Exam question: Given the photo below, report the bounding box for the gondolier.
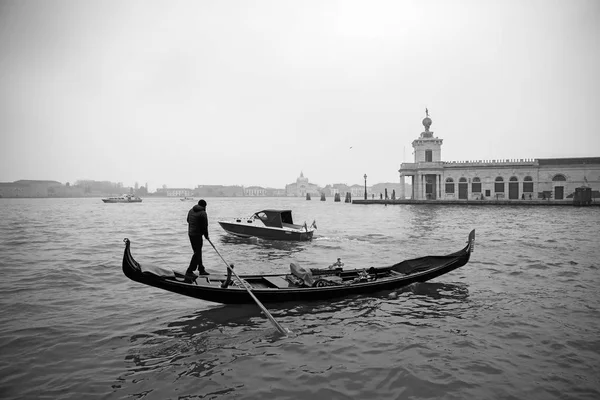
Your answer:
[186,199,209,276]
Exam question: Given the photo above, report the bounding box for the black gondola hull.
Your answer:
[122,230,475,304]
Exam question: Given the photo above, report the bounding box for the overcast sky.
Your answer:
[1,0,599,190]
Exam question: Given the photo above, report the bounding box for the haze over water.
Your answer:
[1,197,599,399]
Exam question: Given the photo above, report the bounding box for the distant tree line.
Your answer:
[74,180,125,195]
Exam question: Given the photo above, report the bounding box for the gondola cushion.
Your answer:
[141,264,176,278]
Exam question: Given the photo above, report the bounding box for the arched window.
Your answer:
[495,176,504,193]
[552,174,566,181]
[459,177,467,182]
[445,177,455,194]
[509,176,518,181]
[472,177,481,193]
[523,176,533,192]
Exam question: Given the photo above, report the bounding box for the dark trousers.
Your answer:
[187,235,204,273]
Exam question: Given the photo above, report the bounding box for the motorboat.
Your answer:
[218,209,316,241]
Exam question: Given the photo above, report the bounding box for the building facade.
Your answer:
[194,185,244,197]
[244,186,266,196]
[285,172,322,197]
[399,111,600,201]
[165,188,193,197]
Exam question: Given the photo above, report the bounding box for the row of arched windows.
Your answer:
[444,174,567,194]
[445,176,536,183]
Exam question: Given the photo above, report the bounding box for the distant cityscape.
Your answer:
[0,172,409,199]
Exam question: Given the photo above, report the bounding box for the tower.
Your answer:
[398,109,445,200]
[412,108,443,163]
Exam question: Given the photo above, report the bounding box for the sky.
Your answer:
[1,0,599,191]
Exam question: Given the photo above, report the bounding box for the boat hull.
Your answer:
[102,199,142,203]
[122,230,475,304]
[218,221,314,241]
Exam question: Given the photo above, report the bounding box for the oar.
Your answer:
[207,238,291,337]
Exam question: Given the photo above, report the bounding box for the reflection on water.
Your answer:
[406,204,444,233]
[220,234,308,261]
[168,305,264,337]
[121,304,279,392]
[277,282,470,319]
[381,282,471,328]
[118,280,473,398]
[126,281,470,353]
[406,281,469,300]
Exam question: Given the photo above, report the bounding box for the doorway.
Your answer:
[458,178,468,199]
[555,186,564,200]
[425,175,436,200]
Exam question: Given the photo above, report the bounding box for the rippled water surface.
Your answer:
[1,197,599,399]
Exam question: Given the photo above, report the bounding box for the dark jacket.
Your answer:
[187,205,208,237]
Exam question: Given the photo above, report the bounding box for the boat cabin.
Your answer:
[253,210,294,228]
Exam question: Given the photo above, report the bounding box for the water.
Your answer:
[0,197,599,399]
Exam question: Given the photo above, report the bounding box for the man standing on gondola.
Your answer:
[186,199,210,276]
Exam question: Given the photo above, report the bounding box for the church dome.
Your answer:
[297,171,308,183]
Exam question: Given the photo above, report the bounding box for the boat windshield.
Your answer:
[255,210,294,228]
[280,211,293,224]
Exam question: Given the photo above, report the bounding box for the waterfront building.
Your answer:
[154,187,193,197]
[244,186,266,196]
[166,188,193,197]
[0,180,84,197]
[398,111,600,201]
[322,184,346,197]
[194,185,244,197]
[285,172,321,197]
[265,188,287,197]
[350,184,368,198]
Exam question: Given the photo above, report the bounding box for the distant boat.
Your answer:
[180,197,195,201]
[102,194,142,203]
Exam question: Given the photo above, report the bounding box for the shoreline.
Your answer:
[351,199,599,207]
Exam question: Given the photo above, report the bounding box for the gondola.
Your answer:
[122,230,475,304]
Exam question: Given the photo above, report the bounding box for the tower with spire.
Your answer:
[398,109,445,200]
[412,108,443,163]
